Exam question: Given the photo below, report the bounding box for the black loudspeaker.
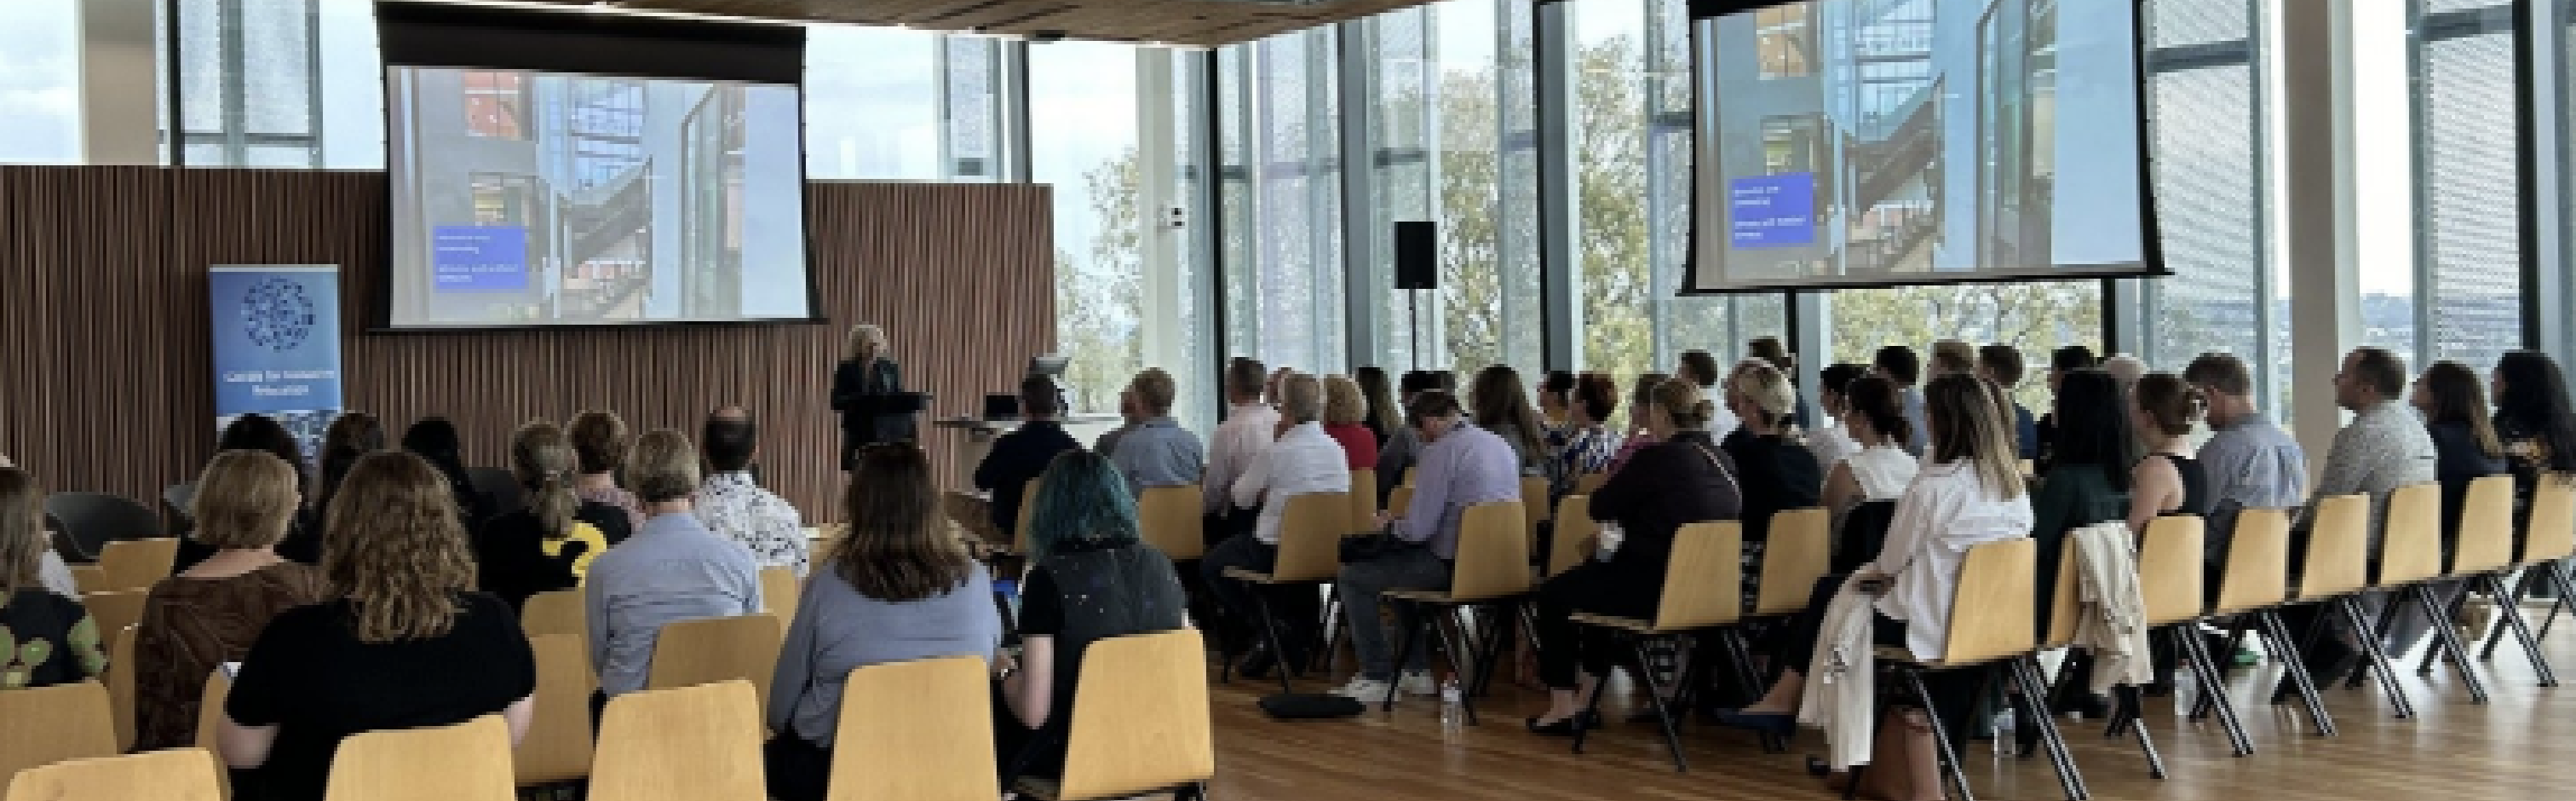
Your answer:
[1394,221,1437,290]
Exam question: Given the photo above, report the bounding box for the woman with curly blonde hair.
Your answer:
[218,452,535,801]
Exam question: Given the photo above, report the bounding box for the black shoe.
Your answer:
[1526,711,1599,736]
[1710,709,1797,737]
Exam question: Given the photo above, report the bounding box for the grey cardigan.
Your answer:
[767,567,1001,746]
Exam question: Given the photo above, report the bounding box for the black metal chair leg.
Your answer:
[2349,592,2408,689]
[2010,657,2090,798]
[2479,569,2531,662]
[2176,624,2253,757]
[1432,606,1481,725]
[1384,600,1428,712]
[1315,591,1343,676]
[2539,561,2576,642]
[2486,574,2560,687]
[1245,588,1297,694]
[1629,636,1690,772]
[2258,609,2337,737]
[1901,668,1975,801]
[2340,596,2416,719]
[1715,628,1782,752]
[2112,683,2166,779]
[2414,584,2490,704]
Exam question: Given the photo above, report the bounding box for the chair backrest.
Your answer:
[520,590,586,646]
[1651,522,1742,631]
[2527,475,2576,564]
[592,681,766,801]
[1136,486,1205,562]
[1015,479,1040,555]
[828,657,997,801]
[162,483,198,526]
[646,614,785,714]
[195,671,228,751]
[325,715,515,801]
[1057,630,1213,801]
[1347,470,1378,533]
[1519,476,1550,545]
[2212,508,2291,614]
[1940,538,2037,666]
[2451,475,2517,574]
[1546,495,1598,578]
[106,624,137,753]
[1385,486,1414,519]
[2376,483,2445,586]
[1573,472,1607,496]
[42,493,158,562]
[517,634,595,787]
[760,567,800,619]
[465,468,523,522]
[3,748,225,801]
[0,682,118,799]
[1268,492,1354,584]
[2137,516,2206,626]
[2043,545,2080,648]
[95,539,176,593]
[1449,501,1532,602]
[2297,493,2372,600]
[1753,508,1831,616]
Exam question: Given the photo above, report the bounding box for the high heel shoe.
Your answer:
[1711,708,1797,737]
[1524,711,1599,736]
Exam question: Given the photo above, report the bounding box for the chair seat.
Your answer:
[1016,777,1062,801]
[1567,613,1674,634]
[1387,588,1526,605]
[1872,645,2008,670]
[1222,568,1275,583]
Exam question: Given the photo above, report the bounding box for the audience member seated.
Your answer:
[2185,353,2306,568]
[0,452,73,598]
[1677,351,1742,440]
[1605,372,1670,475]
[1537,370,1576,447]
[2022,372,2136,702]
[1107,368,1206,498]
[2036,345,2102,466]
[1929,341,1975,377]
[135,451,330,753]
[764,444,1001,801]
[1551,373,1624,496]
[998,451,1189,787]
[179,413,323,572]
[1981,344,2040,460]
[1094,386,1141,463]
[401,417,493,527]
[569,410,645,533]
[1819,376,1919,530]
[584,429,764,698]
[1470,365,1559,488]
[2415,361,2511,554]
[2280,348,2438,683]
[976,377,1084,539]
[1333,391,1521,701]
[471,421,630,609]
[697,407,808,576]
[2493,351,2576,515]
[1204,359,1279,545]
[1747,336,1809,428]
[1719,373,2033,796]
[0,467,106,690]
[2102,354,2148,400]
[1323,375,1382,473]
[219,452,536,801]
[313,412,385,539]
[1202,373,1348,677]
[1723,362,1824,557]
[1373,370,1452,502]
[1355,366,1403,447]
[1525,379,1742,735]
[1876,345,1929,455]
[2130,373,2213,535]
[1808,363,1870,473]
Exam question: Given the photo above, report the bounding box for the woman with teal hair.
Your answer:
[996,450,1189,786]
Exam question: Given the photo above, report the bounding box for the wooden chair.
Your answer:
[82,590,147,652]
[2364,483,2488,703]
[829,657,997,801]
[1217,492,1350,690]
[1751,508,1831,617]
[1347,470,1378,533]
[1567,521,1745,769]
[2290,493,2418,719]
[1016,630,1212,801]
[2485,475,2576,659]
[1859,538,2085,801]
[94,539,176,592]
[1015,478,1041,555]
[592,681,766,801]
[646,614,785,713]
[324,715,515,801]
[3,748,225,801]
[1383,500,1533,720]
[1136,486,1206,562]
[2136,516,2253,758]
[1546,496,1597,579]
[1520,476,1550,552]
[1573,472,1607,496]
[68,565,107,596]
[105,624,138,752]
[2038,539,2166,779]
[0,682,118,799]
[761,566,801,619]
[2433,476,2556,685]
[1385,486,1415,520]
[2208,509,2334,737]
[518,634,595,787]
[520,589,586,646]
[196,671,229,751]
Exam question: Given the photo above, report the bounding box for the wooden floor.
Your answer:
[1199,625,2576,801]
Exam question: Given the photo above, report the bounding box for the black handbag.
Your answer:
[1339,524,1425,564]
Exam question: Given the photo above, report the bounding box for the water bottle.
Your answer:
[2171,673,2198,717]
[1992,708,2017,760]
[1439,678,1465,735]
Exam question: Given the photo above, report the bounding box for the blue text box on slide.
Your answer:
[433,225,530,291]
[1730,173,1816,248]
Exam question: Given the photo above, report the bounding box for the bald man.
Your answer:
[698,406,808,575]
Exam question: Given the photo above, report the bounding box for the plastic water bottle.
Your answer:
[2172,673,2199,717]
[1439,678,1465,735]
[1992,708,2017,760]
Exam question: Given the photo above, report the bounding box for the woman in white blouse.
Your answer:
[1819,374,1922,516]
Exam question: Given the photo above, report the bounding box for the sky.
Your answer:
[0,0,79,164]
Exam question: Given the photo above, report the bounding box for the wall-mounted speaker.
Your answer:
[1394,221,1436,291]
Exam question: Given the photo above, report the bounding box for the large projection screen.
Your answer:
[1685,0,2164,293]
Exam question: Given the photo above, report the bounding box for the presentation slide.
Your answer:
[386,67,812,328]
[1689,0,2154,292]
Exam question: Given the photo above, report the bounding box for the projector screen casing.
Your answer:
[373,3,819,331]
[1679,0,2167,295]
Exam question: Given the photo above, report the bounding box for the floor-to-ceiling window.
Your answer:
[1032,40,1147,413]
[1219,28,1347,377]
[2136,0,2278,407]
[1569,0,1667,382]
[0,0,80,164]
[2412,0,2521,372]
[806,28,1008,182]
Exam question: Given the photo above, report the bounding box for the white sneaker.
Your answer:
[1331,677,1394,701]
[1400,670,1440,696]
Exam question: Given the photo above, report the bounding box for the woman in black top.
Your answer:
[1524,379,1742,735]
[0,468,108,690]
[2491,352,2576,516]
[473,421,632,609]
[2128,373,2211,536]
[401,418,492,527]
[180,414,325,570]
[831,323,909,470]
[998,450,1187,786]
[2416,361,2511,550]
[2032,372,2134,635]
[1722,362,1825,596]
[221,452,535,801]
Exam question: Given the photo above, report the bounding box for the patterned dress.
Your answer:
[132,563,331,752]
[0,588,107,691]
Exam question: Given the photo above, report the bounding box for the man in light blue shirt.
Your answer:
[2186,354,2307,562]
[586,429,764,696]
[1107,368,1205,498]
[1333,390,1521,701]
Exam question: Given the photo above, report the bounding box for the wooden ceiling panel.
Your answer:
[486,0,1437,46]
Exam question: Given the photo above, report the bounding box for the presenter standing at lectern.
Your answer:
[831,324,907,470]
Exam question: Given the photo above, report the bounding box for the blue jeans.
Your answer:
[1335,547,1452,680]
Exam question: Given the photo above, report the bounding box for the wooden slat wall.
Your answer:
[0,167,1052,523]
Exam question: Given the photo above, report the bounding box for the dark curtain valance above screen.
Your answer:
[375,1,805,84]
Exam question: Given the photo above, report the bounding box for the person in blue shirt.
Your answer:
[1979,344,2042,461]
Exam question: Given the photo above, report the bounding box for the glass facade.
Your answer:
[2136,0,2275,406]
[2411,0,2521,371]
[1219,28,1348,377]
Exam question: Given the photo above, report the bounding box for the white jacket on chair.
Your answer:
[2071,521,2153,695]
[1800,575,1882,771]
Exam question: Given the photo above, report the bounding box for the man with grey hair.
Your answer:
[1201,372,1349,677]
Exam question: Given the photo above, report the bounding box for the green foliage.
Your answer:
[1056,147,1147,413]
